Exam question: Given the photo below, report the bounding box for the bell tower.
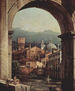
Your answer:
[18,37,25,50]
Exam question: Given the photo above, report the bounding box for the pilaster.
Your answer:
[8,31,13,78]
[72,11,75,31]
[58,32,75,91]
[72,33,75,90]
[0,0,9,80]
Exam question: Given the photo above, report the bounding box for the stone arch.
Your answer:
[7,1,75,91]
[8,0,74,34]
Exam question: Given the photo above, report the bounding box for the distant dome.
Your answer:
[47,41,57,51]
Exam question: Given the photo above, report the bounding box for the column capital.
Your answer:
[8,31,13,35]
[58,32,75,39]
[8,31,13,38]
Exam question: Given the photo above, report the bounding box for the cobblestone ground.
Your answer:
[23,79,62,91]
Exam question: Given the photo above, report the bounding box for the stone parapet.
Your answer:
[0,80,30,91]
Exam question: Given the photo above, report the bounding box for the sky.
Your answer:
[12,7,60,33]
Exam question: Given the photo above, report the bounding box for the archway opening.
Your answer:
[12,7,62,90]
[7,1,74,91]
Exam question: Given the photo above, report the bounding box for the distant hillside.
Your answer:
[12,28,61,44]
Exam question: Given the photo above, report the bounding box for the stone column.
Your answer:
[72,11,75,32]
[72,10,75,91]
[58,32,74,91]
[8,31,13,78]
[73,34,75,90]
[0,0,9,80]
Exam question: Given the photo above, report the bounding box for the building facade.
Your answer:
[18,37,25,50]
[46,50,62,81]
